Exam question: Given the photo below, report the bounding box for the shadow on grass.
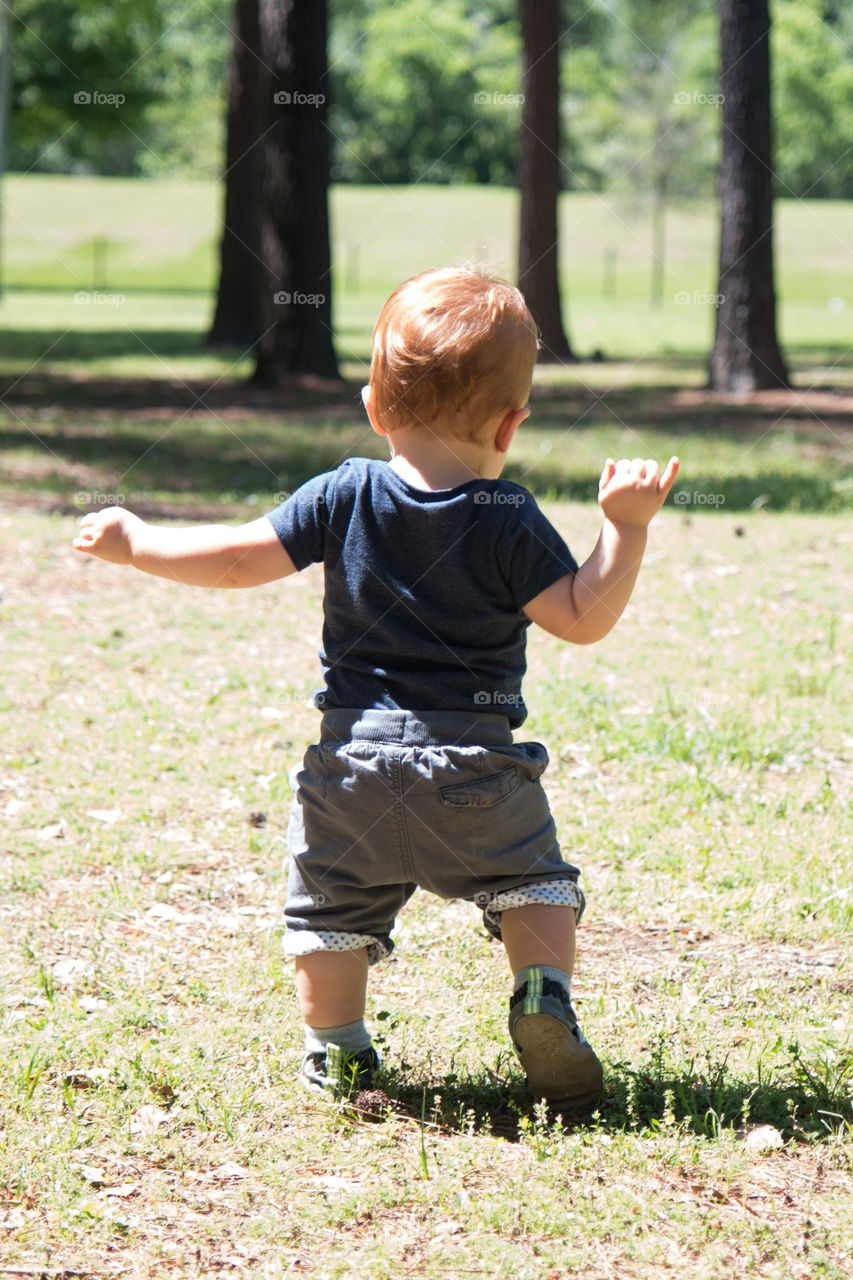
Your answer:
[362,1041,852,1145]
[506,463,850,512]
[1,325,851,370]
[0,328,216,365]
[2,336,853,511]
[2,420,853,515]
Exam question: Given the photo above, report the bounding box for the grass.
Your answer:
[1,494,851,1278]
[2,178,852,522]
[0,177,852,1276]
[2,383,852,517]
[1,177,853,367]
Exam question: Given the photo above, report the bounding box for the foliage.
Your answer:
[131,0,230,180]
[4,0,853,192]
[772,0,853,198]
[7,0,229,177]
[329,0,522,185]
[563,0,721,198]
[9,0,163,174]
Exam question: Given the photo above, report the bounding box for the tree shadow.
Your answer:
[3,329,852,514]
[0,328,214,366]
[504,462,848,512]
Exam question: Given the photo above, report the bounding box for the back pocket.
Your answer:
[439,765,521,808]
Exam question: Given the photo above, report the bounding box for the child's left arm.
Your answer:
[524,456,679,644]
[73,506,297,588]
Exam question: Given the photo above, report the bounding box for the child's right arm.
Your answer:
[73,507,297,588]
[523,456,678,645]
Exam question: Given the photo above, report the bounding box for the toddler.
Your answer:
[74,267,678,1107]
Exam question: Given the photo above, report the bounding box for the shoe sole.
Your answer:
[514,1013,603,1107]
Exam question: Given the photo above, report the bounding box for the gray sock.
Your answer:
[304,1018,372,1056]
[513,964,572,1002]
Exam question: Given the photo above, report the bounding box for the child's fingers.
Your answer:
[599,458,616,490]
[73,514,105,552]
[658,456,680,494]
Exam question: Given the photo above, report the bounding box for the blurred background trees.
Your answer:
[518,0,573,361]
[206,0,263,350]
[253,0,338,382]
[710,0,788,391]
[3,0,850,384]
[6,0,850,201]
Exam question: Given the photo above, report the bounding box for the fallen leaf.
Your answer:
[146,903,187,922]
[129,1104,170,1135]
[52,958,91,987]
[736,1123,784,1150]
[87,808,121,824]
[65,1067,110,1089]
[37,823,64,840]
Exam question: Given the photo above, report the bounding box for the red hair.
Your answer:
[369,267,539,440]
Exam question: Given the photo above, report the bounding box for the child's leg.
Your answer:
[295,948,369,1026]
[499,903,575,976]
[294,948,377,1094]
[501,903,601,1105]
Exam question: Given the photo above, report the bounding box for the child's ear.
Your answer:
[494,406,530,454]
[361,385,388,437]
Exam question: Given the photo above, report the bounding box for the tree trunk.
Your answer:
[207,0,264,349]
[253,0,338,383]
[709,0,788,391]
[518,0,574,362]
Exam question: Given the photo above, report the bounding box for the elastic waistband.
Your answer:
[319,708,514,748]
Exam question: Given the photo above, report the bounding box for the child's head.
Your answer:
[368,267,539,441]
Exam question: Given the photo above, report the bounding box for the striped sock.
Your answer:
[513,965,571,1009]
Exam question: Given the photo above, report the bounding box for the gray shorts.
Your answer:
[283,708,584,965]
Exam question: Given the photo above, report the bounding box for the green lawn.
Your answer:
[2,176,852,367]
[0,499,850,1278]
[1,184,852,518]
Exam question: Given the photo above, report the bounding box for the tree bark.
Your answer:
[709,0,788,391]
[207,0,264,349]
[518,0,574,362]
[253,0,338,383]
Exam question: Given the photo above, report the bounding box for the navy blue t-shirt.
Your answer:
[265,458,577,727]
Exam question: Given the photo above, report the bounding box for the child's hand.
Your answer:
[598,456,679,529]
[73,507,141,565]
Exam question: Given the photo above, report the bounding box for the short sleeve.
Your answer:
[264,471,334,571]
[502,493,578,611]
